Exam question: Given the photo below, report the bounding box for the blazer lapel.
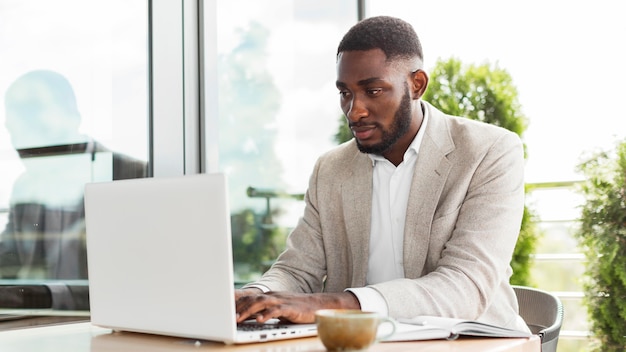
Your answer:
[341,151,373,287]
[403,103,454,279]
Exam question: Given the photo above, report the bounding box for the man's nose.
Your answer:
[346,96,368,122]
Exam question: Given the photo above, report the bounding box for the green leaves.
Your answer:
[423,57,527,136]
[576,138,626,351]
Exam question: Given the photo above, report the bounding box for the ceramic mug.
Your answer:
[315,309,396,351]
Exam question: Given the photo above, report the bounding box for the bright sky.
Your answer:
[368,0,626,183]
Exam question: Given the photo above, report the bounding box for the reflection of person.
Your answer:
[235,16,529,332]
[0,70,146,280]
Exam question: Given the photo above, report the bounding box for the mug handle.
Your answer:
[375,317,397,342]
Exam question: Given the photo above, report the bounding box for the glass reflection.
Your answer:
[0,70,146,280]
[215,0,356,281]
[0,1,148,289]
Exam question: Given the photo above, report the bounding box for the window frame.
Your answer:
[149,0,218,177]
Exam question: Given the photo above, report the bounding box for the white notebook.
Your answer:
[84,173,316,344]
[384,315,531,342]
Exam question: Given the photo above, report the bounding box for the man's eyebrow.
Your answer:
[357,77,384,86]
[336,77,385,88]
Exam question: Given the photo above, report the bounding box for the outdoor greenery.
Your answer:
[218,21,289,279]
[575,138,626,352]
[423,58,527,135]
[335,57,539,285]
[231,207,289,281]
[217,21,285,209]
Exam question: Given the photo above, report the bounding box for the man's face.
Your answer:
[336,49,415,156]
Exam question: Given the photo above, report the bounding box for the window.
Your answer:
[0,1,148,281]
[213,0,357,282]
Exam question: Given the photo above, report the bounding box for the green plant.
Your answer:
[231,207,289,281]
[575,138,626,351]
[510,204,540,285]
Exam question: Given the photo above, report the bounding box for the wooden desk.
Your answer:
[0,322,540,352]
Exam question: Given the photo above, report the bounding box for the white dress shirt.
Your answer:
[347,105,429,315]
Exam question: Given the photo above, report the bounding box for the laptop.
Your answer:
[84,173,317,344]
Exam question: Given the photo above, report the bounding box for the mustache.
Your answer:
[349,121,377,128]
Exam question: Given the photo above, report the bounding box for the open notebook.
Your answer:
[84,173,317,344]
[384,315,531,342]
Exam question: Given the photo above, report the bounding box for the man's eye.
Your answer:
[338,91,350,98]
[367,88,382,95]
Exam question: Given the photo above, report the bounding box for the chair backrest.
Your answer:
[513,285,564,352]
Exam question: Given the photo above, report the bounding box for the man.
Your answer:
[235,16,529,332]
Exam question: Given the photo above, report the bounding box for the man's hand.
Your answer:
[235,287,264,301]
[234,290,360,324]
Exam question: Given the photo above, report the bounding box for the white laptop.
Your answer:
[84,173,317,344]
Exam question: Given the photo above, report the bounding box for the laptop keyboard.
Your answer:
[237,321,292,331]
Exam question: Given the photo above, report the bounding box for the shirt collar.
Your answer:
[367,101,430,166]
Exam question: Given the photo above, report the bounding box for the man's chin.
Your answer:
[356,141,387,155]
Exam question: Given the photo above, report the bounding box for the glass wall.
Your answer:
[0,0,361,308]
[0,1,148,281]
[214,0,357,282]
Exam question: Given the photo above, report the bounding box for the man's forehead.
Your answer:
[337,50,390,75]
[336,50,413,85]
[337,48,387,63]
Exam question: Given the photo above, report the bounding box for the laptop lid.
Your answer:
[84,173,316,344]
[85,173,240,342]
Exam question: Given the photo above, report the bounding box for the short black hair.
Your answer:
[337,16,423,62]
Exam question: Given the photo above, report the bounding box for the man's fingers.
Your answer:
[235,294,274,322]
[234,292,320,324]
[253,305,286,323]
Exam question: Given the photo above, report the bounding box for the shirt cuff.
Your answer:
[243,284,271,293]
[345,287,389,316]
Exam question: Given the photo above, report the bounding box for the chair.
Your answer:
[513,285,564,352]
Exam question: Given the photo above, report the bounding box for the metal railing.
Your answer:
[526,181,592,345]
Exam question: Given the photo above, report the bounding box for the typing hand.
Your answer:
[234,291,360,324]
[234,287,264,301]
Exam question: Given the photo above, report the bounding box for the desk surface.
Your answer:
[1,322,540,352]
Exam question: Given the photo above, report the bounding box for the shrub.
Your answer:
[575,138,626,351]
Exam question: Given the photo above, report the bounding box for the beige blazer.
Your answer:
[254,102,527,331]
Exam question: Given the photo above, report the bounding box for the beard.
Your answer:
[355,85,412,155]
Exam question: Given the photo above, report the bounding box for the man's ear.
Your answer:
[411,69,429,99]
